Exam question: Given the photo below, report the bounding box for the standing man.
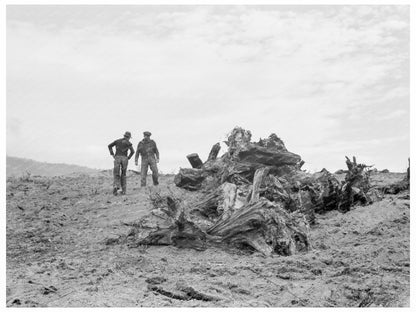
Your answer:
[108,131,135,195]
[135,131,159,186]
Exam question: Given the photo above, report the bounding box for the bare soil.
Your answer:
[6,171,409,307]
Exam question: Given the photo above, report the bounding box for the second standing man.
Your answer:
[135,131,160,186]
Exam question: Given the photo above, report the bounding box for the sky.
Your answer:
[6,5,410,173]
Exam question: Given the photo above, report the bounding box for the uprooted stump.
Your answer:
[381,180,409,195]
[128,127,384,256]
[127,190,310,256]
[380,174,410,195]
[381,158,410,195]
[337,156,372,212]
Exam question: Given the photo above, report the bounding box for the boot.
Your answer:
[121,177,127,195]
[113,187,118,196]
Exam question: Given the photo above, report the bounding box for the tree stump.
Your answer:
[338,156,371,212]
[134,128,380,257]
[129,191,310,256]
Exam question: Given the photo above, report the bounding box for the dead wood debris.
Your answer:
[127,127,402,256]
[380,159,410,195]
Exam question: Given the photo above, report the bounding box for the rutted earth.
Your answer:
[6,171,410,307]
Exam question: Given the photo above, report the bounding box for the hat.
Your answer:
[123,131,132,139]
[143,131,152,136]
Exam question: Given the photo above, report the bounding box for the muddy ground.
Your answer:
[6,171,410,307]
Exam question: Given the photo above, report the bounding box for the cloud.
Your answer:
[6,5,409,172]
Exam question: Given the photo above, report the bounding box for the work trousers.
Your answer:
[113,155,128,192]
[141,157,159,186]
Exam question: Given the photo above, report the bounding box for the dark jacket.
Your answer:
[135,139,159,161]
[108,138,135,159]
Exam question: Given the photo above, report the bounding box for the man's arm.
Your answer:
[108,141,116,157]
[135,142,142,164]
[153,141,160,161]
[128,144,135,160]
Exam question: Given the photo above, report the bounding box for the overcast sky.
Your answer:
[6,5,409,173]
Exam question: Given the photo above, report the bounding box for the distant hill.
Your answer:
[6,156,99,177]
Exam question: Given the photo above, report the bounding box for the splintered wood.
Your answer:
[129,127,388,256]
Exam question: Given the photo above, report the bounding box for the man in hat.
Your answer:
[108,131,135,195]
[135,131,159,186]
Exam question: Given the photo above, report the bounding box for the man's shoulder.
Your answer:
[111,138,122,144]
[118,138,132,145]
[146,139,157,145]
[124,139,133,146]
[140,139,156,144]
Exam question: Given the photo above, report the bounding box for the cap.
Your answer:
[123,131,132,139]
[143,131,152,136]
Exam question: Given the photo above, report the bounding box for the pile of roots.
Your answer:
[127,127,395,256]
